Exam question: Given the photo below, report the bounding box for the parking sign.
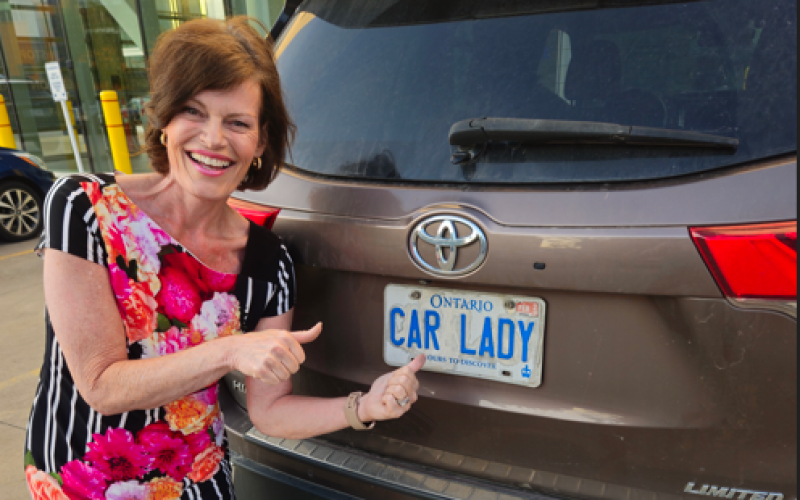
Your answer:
[44,62,67,102]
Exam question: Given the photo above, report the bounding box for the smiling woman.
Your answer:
[24,16,426,500]
[143,17,294,192]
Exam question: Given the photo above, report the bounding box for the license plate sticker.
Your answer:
[384,285,546,387]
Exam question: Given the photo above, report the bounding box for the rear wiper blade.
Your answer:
[270,0,303,41]
[449,117,739,150]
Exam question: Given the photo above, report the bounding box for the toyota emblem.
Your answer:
[409,215,488,277]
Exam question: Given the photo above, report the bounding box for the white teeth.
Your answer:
[189,152,232,169]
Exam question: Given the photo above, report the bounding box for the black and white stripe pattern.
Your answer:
[236,243,295,331]
[262,244,295,319]
[30,175,112,471]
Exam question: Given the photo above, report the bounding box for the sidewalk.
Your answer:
[0,241,46,500]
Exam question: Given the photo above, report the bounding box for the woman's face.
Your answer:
[162,79,265,201]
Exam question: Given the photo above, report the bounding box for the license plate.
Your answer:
[384,285,547,387]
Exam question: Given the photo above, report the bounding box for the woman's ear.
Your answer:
[255,124,268,158]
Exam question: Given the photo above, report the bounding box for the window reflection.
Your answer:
[0,0,279,173]
[0,0,88,170]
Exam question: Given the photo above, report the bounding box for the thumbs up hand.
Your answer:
[289,323,324,345]
[359,355,427,423]
[232,323,323,385]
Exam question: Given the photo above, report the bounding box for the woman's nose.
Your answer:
[203,119,226,147]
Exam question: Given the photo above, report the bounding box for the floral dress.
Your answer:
[25,174,295,500]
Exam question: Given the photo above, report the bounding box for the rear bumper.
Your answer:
[222,385,560,500]
[231,452,358,500]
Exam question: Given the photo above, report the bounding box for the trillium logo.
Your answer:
[409,215,488,277]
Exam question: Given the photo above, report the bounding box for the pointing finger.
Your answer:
[406,354,426,373]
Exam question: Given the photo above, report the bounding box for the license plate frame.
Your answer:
[384,284,547,387]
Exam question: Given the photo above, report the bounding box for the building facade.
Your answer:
[0,0,283,173]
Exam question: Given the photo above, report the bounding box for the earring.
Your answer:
[252,158,262,170]
[160,132,167,146]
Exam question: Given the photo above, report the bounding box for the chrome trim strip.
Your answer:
[727,298,797,319]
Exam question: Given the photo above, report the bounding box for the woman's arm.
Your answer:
[45,249,320,416]
[246,314,424,440]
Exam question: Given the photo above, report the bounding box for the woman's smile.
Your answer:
[186,150,236,178]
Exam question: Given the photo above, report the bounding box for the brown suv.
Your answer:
[222,1,798,499]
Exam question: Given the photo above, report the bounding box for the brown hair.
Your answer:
[143,16,294,191]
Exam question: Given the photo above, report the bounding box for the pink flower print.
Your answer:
[191,293,241,342]
[164,394,218,435]
[121,281,159,343]
[88,196,124,266]
[138,430,193,481]
[104,481,148,500]
[200,266,237,294]
[184,323,206,348]
[183,428,211,457]
[156,266,203,324]
[109,264,133,302]
[163,252,207,294]
[139,327,190,359]
[61,460,108,500]
[104,225,126,266]
[196,384,219,406]
[145,477,182,500]
[104,186,136,217]
[211,415,225,447]
[25,465,69,500]
[85,428,153,483]
[121,224,162,296]
[82,182,102,205]
[135,421,173,443]
[160,327,190,355]
[187,445,224,483]
[150,225,172,247]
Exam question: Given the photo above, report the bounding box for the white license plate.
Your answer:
[384,285,546,387]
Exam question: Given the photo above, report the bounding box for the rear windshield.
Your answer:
[277,0,797,184]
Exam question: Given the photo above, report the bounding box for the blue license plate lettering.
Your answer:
[384,286,546,387]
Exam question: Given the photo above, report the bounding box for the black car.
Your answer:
[0,146,55,241]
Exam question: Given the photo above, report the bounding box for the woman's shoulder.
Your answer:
[37,174,117,262]
[49,172,116,196]
[43,173,117,220]
[240,222,291,282]
[238,222,296,324]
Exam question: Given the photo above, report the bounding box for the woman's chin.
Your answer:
[180,175,241,201]
[170,164,243,200]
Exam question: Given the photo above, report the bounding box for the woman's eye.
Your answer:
[232,120,251,129]
[183,106,201,116]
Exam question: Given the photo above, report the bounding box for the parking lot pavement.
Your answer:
[0,239,46,500]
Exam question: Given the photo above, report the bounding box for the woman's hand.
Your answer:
[230,323,323,385]
[358,355,426,423]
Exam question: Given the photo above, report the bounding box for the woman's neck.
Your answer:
[116,172,245,244]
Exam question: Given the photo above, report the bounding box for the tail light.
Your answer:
[690,221,797,300]
[227,198,280,230]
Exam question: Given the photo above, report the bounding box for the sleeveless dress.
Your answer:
[24,174,295,500]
